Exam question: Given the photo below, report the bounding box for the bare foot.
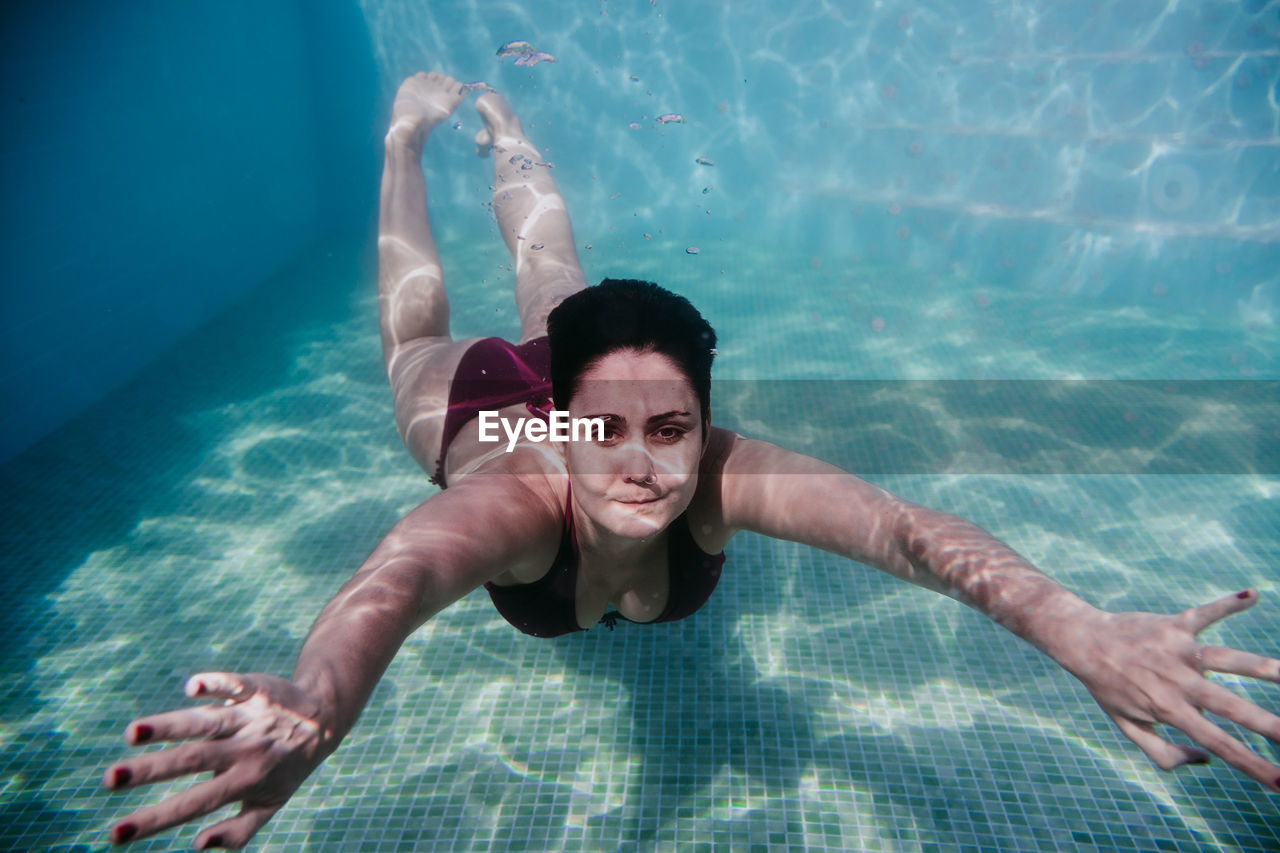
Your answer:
[474,91,527,156]
[387,72,466,150]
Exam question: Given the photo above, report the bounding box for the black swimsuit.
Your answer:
[484,495,725,637]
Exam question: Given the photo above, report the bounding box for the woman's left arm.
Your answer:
[716,434,1280,793]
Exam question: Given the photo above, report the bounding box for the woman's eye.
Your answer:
[655,426,686,441]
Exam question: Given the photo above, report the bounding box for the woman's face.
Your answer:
[562,348,706,541]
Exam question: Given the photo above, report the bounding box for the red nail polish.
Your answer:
[134,724,153,743]
[112,767,132,787]
[205,834,224,849]
[113,822,138,843]
[1237,590,1251,599]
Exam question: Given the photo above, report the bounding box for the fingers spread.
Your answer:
[1194,679,1280,746]
[1182,589,1258,634]
[1110,714,1210,770]
[104,738,240,794]
[124,704,245,748]
[108,762,263,845]
[1171,708,1280,791]
[194,802,283,850]
[1199,645,1280,683]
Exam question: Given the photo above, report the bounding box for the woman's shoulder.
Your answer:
[686,427,742,552]
[698,426,765,477]
[449,446,568,511]
[700,427,817,475]
[703,425,740,462]
[438,452,568,584]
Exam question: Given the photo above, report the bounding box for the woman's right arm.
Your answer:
[102,471,562,849]
[291,471,562,742]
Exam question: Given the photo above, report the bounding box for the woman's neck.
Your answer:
[569,499,667,592]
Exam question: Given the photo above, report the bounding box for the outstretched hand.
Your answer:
[1061,589,1280,792]
[103,672,336,849]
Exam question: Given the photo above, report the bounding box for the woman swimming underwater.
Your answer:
[102,72,1279,849]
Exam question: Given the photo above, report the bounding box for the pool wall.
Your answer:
[0,0,381,462]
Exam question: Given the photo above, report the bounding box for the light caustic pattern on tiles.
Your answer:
[362,0,1279,316]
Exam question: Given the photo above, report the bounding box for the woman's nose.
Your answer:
[620,444,657,485]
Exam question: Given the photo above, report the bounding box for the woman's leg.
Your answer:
[378,72,478,472]
[474,92,588,342]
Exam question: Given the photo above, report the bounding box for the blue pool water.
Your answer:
[2,1,1278,851]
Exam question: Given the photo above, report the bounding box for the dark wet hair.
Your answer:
[547,279,717,424]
